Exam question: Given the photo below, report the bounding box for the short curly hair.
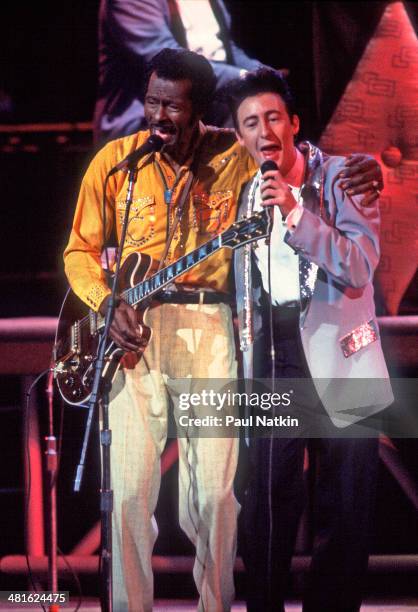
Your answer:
[146,49,216,116]
[225,68,297,131]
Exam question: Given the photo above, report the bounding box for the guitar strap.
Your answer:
[157,167,195,272]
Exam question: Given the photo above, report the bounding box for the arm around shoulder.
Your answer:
[286,158,381,289]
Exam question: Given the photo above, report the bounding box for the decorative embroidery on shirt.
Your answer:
[116,195,154,210]
[192,190,233,235]
[117,196,156,248]
[339,319,378,358]
[207,151,238,172]
[86,283,109,311]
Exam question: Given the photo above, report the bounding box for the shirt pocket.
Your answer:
[192,190,234,236]
[117,195,156,248]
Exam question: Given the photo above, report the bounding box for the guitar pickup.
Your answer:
[70,321,80,353]
[89,310,98,335]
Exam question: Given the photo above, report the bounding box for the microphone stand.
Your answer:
[73,162,139,612]
[45,368,59,612]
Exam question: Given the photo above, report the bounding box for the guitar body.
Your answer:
[54,252,154,406]
[53,210,270,406]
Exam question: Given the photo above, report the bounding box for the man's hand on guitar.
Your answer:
[339,153,383,206]
[100,297,145,352]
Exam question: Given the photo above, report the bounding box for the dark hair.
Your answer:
[225,68,297,131]
[146,49,216,116]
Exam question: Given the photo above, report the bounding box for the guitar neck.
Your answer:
[121,234,224,308]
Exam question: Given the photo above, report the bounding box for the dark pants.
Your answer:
[240,305,379,612]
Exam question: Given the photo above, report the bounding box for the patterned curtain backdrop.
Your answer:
[319,1,418,315]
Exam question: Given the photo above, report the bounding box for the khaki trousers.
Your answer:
[108,302,239,611]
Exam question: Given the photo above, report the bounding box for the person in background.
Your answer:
[94,0,267,145]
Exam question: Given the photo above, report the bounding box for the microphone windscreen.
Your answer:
[260,160,278,174]
[147,134,164,152]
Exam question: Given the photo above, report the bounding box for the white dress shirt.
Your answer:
[176,0,227,61]
[252,179,302,305]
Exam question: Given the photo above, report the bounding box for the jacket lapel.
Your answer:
[297,142,326,320]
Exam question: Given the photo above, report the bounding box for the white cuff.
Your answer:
[285,204,304,231]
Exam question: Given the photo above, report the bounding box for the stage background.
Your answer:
[0,0,417,600]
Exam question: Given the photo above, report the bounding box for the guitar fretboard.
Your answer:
[122,235,223,307]
[67,210,268,340]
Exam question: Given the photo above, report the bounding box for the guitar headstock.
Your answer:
[222,210,271,249]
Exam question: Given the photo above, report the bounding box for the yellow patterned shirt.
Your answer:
[64,124,256,311]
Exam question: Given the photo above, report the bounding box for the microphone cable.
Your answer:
[24,373,84,612]
[266,220,276,606]
[259,159,277,603]
[24,369,50,612]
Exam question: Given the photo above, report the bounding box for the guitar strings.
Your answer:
[73,213,267,332]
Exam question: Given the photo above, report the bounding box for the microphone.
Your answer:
[260,159,278,191]
[108,134,164,176]
[260,160,278,235]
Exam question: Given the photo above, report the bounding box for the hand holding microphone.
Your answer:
[260,159,297,219]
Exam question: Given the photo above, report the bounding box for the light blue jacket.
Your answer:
[234,142,393,427]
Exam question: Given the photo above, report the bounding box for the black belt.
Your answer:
[272,303,301,321]
[271,303,301,340]
[155,290,232,305]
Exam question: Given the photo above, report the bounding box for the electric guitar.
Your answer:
[54,210,270,405]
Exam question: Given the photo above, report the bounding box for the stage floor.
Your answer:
[1,599,417,611]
